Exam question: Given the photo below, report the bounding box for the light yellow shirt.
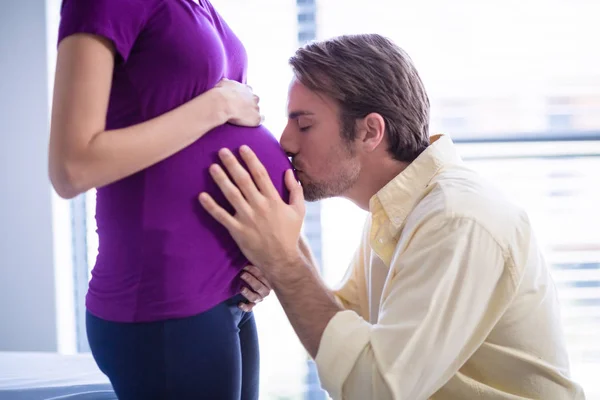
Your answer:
[315,135,585,400]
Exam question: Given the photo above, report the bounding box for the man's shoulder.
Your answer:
[407,166,532,248]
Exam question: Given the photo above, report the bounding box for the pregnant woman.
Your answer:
[49,1,291,398]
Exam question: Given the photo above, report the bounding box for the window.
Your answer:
[548,114,573,131]
[547,96,574,131]
[298,31,315,43]
[298,13,315,24]
[431,99,471,134]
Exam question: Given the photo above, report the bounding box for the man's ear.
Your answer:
[356,113,385,152]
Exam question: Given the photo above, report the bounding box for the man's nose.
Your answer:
[280,126,298,156]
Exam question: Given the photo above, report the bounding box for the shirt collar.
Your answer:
[369,134,464,229]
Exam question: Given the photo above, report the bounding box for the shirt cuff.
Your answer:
[315,310,372,399]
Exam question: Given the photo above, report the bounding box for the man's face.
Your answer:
[281,79,360,202]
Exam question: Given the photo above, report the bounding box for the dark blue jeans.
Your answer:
[86,294,259,400]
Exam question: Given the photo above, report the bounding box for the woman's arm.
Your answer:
[49,33,259,199]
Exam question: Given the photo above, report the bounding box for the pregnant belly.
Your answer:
[141,123,291,228]
[94,123,291,267]
[91,125,291,312]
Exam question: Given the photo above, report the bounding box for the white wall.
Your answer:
[0,0,58,352]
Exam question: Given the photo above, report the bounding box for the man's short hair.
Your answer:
[289,34,430,162]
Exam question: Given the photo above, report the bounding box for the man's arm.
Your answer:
[270,257,343,358]
[241,236,359,356]
[237,234,322,312]
[270,233,368,359]
[313,214,515,400]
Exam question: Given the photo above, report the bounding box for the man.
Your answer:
[198,34,585,399]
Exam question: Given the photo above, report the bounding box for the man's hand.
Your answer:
[239,265,272,312]
[198,145,305,280]
[200,146,342,358]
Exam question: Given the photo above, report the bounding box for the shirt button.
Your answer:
[393,217,402,224]
[378,237,385,244]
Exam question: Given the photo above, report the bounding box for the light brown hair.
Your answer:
[289,34,430,162]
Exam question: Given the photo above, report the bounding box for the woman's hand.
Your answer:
[214,78,262,127]
[238,265,272,312]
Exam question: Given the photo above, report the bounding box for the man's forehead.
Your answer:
[286,79,335,116]
[287,79,311,101]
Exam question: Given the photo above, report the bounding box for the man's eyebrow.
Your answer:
[288,111,314,119]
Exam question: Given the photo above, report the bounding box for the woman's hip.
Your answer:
[86,294,259,399]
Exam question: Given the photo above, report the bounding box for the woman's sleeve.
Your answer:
[58,0,151,62]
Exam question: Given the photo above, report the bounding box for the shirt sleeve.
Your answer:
[58,0,151,62]
[315,214,520,400]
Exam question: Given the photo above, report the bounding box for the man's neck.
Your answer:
[345,158,410,211]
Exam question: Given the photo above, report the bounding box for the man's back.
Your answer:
[423,163,582,398]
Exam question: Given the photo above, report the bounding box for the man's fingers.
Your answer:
[208,163,254,216]
[239,145,280,199]
[218,148,264,205]
[198,192,241,231]
[286,169,305,214]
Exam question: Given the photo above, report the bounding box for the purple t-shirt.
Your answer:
[58,0,292,322]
